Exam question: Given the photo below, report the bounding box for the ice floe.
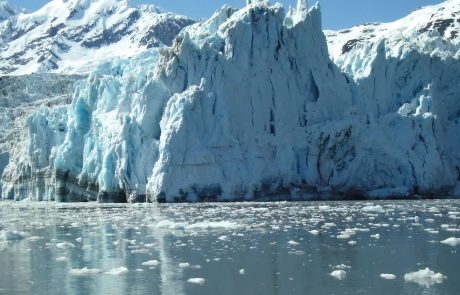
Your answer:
[330,270,347,280]
[68,268,102,276]
[104,267,128,275]
[142,260,160,267]
[440,237,460,247]
[380,274,396,280]
[0,230,26,241]
[187,278,206,285]
[404,268,446,287]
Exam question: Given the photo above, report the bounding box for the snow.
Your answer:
[404,268,446,287]
[330,270,347,280]
[380,274,396,280]
[440,237,460,246]
[0,0,195,75]
[187,278,206,285]
[325,0,460,79]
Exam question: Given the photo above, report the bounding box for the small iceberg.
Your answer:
[69,268,102,276]
[440,237,460,246]
[0,230,26,241]
[404,268,446,287]
[187,278,206,285]
[330,270,347,280]
[104,267,128,275]
[380,274,396,280]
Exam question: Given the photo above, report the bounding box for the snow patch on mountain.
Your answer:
[325,0,460,79]
[0,1,18,21]
[0,0,195,75]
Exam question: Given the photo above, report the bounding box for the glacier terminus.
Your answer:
[1,0,460,202]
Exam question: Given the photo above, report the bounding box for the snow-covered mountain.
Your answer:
[0,1,18,21]
[2,0,460,202]
[0,0,195,75]
[325,0,460,78]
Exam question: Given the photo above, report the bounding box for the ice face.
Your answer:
[0,74,81,200]
[145,3,354,202]
[2,1,460,202]
[53,51,164,202]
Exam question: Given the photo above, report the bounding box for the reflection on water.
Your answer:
[0,200,459,295]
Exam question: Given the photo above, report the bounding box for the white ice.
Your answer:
[440,237,460,247]
[330,270,347,280]
[404,268,446,287]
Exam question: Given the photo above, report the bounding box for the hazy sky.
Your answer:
[8,0,444,30]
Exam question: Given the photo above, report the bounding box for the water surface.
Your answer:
[0,200,459,294]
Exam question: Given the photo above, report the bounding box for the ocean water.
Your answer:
[0,200,459,295]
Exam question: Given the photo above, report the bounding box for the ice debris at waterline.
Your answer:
[0,230,26,241]
[1,200,459,294]
[2,0,460,202]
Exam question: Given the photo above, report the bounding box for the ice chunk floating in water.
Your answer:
[0,200,460,294]
[187,278,206,285]
[104,267,128,275]
[440,237,460,247]
[0,230,26,241]
[142,260,160,267]
[68,268,102,276]
[380,274,396,280]
[330,270,347,280]
[404,268,446,287]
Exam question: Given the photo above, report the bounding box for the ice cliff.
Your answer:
[0,74,81,198]
[2,0,460,202]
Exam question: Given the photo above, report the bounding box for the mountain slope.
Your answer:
[325,0,460,79]
[0,0,195,75]
[0,1,18,21]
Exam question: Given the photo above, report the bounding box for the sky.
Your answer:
[8,0,445,30]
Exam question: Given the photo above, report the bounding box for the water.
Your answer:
[0,200,459,295]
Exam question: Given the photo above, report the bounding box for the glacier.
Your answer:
[2,0,460,202]
[0,74,82,198]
